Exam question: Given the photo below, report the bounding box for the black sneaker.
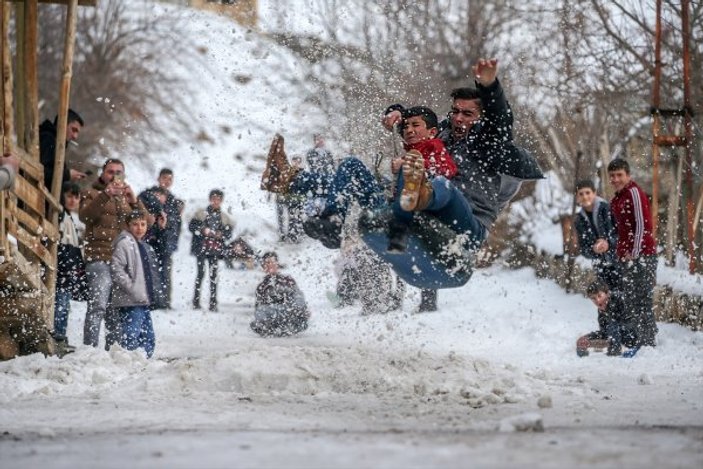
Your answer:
[303,216,342,249]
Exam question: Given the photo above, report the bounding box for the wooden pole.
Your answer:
[665,151,683,265]
[0,0,5,154]
[650,0,663,241]
[15,2,26,151]
[0,0,5,252]
[24,0,39,161]
[50,0,77,203]
[47,0,78,329]
[2,0,15,151]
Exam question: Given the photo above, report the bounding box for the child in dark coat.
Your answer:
[576,281,640,358]
[573,179,619,291]
[250,252,309,337]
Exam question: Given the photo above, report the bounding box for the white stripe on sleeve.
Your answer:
[630,187,644,257]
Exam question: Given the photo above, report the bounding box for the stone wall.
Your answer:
[507,243,703,331]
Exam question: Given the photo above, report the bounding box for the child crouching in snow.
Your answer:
[576,281,640,358]
[110,210,163,358]
[250,252,309,337]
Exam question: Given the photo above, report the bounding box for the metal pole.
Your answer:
[681,0,696,274]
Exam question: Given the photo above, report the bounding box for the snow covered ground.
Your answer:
[1,2,702,467]
[1,240,702,467]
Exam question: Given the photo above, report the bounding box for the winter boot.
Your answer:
[399,150,426,211]
[303,215,343,249]
[415,178,434,211]
[261,134,299,193]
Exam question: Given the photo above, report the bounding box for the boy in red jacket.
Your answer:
[608,158,658,346]
[387,106,459,252]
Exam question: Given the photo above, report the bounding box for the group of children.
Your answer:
[573,167,657,358]
[116,210,311,358]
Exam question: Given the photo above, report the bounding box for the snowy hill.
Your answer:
[1,2,702,467]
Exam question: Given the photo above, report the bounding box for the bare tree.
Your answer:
[265,0,526,165]
[36,0,192,166]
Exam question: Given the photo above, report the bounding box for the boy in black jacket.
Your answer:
[577,281,640,357]
[574,180,619,291]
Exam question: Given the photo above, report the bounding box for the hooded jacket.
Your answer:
[110,230,163,308]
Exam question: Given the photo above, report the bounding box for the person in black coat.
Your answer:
[188,189,233,312]
[574,179,619,291]
[39,109,87,192]
[250,252,309,337]
[139,168,184,308]
[576,281,640,357]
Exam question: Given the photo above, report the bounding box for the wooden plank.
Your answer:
[7,222,54,268]
[13,174,44,214]
[38,182,60,213]
[0,191,6,255]
[17,147,43,182]
[42,217,59,242]
[0,256,42,291]
[7,196,59,243]
[8,198,41,236]
[7,198,56,242]
[24,0,39,160]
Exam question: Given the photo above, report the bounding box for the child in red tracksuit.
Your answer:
[387,106,458,252]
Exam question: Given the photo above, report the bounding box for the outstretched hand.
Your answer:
[472,58,498,87]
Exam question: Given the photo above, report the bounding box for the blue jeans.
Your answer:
[290,171,333,199]
[53,289,71,342]
[119,306,155,358]
[392,174,486,248]
[292,157,384,220]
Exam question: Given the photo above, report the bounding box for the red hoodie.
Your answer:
[610,180,657,258]
[404,138,457,179]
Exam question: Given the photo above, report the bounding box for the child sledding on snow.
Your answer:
[576,281,641,358]
[250,252,310,338]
